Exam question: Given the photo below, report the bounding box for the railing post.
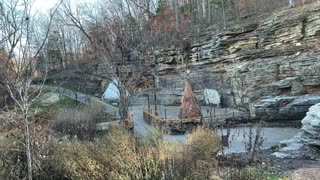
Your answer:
[165,108,167,119]
[151,115,153,126]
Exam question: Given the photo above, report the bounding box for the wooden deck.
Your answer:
[143,110,234,134]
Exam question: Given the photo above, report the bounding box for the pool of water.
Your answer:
[164,127,301,154]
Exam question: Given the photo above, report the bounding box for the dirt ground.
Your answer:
[223,145,320,176]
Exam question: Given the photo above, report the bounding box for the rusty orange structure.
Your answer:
[178,79,202,119]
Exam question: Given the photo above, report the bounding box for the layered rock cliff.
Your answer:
[151,5,320,121]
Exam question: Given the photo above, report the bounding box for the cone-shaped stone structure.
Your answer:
[179,79,202,119]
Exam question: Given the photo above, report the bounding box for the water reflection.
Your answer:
[164,127,301,154]
[220,127,301,154]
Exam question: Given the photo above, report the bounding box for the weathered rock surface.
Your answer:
[151,5,320,121]
[254,95,320,121]
[300,103,320,146]
[290,168,320,180]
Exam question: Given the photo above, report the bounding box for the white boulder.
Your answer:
[204,89,220,106]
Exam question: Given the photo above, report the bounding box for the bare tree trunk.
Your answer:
[119,88,129,122]
[119,95,129,123]
[74,91,79,105]
[174,0,179,31]
[25,119,33,180]
[221,0,227,28]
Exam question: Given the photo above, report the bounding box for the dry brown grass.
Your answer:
[51,128,181,179]
[51,104,111,141]
[0,113,56,179]
[47,126,222,179]
[186,126,221,160]
[1,123,224,179]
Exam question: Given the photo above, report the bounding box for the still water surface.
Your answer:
[165,127,301,154]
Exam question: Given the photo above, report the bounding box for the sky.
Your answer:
[32,0,59,14]
[32,0,96,14]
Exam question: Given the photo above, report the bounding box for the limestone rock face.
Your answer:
[301,103,320,146]
[152,5,320,121]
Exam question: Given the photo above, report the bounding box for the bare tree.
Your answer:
[0,0,61,179]
[59,0,155,123]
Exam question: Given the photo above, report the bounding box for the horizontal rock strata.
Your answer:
[151,6,320,121]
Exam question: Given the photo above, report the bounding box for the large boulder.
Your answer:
[204,89,220,106]
[300,103,320,147]
[253,95,320,121]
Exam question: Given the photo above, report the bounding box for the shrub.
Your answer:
[0,115,57,179]
[48,127,222,179]
[0,125,26,179]
[186,126,221,160]
[51,104,111,141]
[52,108,96,141]
[50,127,145,179]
